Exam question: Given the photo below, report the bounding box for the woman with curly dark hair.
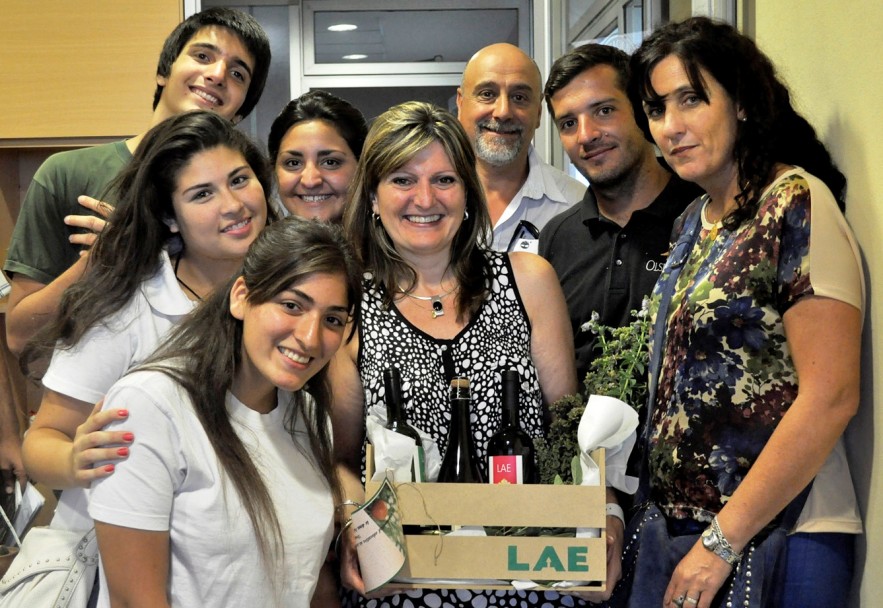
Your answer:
[620,17,863,608]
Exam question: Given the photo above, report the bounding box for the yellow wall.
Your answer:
[754,3,883,606]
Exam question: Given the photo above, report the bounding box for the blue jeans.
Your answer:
[780,532,855,608]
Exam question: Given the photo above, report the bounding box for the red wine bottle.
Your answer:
[438,377,485,483]
[383,367,426,482]
[487,369,538,484]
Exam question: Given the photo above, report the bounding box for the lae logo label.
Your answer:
[507,545,589,572]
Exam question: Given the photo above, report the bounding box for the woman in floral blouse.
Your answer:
[625,17,864,608]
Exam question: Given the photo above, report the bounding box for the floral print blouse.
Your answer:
[647,168,863,522]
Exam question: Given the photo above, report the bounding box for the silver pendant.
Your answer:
[431,296,444,318]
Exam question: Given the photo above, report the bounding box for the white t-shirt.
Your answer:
[42,248,196,405]
[89,371,334,607]
[42,249,196,531]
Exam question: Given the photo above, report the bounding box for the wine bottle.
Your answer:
[383,367,426,482]
[438,377,485,483]
[487,369,538,484]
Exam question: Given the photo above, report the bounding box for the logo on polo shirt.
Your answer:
[645,259,665,272]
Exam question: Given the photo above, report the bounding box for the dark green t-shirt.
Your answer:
[4,140,132,284]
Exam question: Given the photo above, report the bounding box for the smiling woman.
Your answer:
[334,101,577,608]
[19,111,276,564]
[87,217,362,606]
[268,90,368,222]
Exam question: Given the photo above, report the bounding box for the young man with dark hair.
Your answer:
[539,43,700,383]
[538,43,701,604]
[4,7,271,355]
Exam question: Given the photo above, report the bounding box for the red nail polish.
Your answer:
[117,409,129,417]
[122,433,134,442]
[117,447,129,457]
[104,464,115,473]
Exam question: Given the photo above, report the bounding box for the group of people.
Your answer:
[0,6,863,608]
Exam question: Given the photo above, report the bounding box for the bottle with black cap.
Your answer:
[487,369,538,484]
[383,367,425,482]
[438,376,485,483]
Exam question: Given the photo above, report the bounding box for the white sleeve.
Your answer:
[88,380,183,532]
[804,172,865,314]
[42,303,141,404]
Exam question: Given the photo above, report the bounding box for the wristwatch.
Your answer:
[700,516,742,566]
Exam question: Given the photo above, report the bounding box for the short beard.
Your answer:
[473,119,524,166]
[581,146,645,193]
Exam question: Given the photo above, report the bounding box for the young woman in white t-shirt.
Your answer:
[20,111,275,527]
[89,217,362,606]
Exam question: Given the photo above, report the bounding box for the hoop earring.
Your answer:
[464,210,470,220]
[372,212,381,223]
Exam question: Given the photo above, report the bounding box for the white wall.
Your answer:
[754,3,883,606]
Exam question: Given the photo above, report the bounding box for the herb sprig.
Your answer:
[535,301,650,484]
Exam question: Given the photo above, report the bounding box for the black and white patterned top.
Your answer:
[357,251,544,478]
[346,255,585,608]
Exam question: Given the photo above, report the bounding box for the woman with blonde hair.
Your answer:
[333,101,577,608]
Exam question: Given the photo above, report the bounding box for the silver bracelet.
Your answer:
[333,518,354,558]
[335,499,361,512]
[700,515,743,566]
[711,516,739,554]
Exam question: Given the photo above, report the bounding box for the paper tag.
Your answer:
[353,478,407,593]
[489,455,523,484]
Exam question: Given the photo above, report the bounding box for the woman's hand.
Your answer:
[338,520,366,595]
[664,540,732,608]
[567,513,625,603]
[338,524,402,600]
[69,400,133,486]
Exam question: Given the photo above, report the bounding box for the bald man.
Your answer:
[457,43,584,252]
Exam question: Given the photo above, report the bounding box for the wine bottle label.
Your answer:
[489,455,523,484]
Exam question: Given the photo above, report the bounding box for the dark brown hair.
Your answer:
[140,216,361,574]
[631,17,846,228]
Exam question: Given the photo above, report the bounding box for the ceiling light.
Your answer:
[342,54,367,60]
[328,23,358,32]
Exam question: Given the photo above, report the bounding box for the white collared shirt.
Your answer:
[489,146,585,252]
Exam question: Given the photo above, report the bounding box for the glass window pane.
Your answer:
[314,9,518,64]
[624,1,644,33]
[313,86,458,123]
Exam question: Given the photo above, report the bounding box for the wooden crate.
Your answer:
[364,446,607,592]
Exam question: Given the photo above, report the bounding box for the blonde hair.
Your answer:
[343,101,492,318]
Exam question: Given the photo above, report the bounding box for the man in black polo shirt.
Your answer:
[539,44,701,382]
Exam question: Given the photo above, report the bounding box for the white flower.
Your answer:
[580,310,602,334]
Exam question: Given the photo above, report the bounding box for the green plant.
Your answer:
[535,301,650,485]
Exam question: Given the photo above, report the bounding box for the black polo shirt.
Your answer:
[539,174,701,382]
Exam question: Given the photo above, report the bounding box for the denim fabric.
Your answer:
[780,532,855,608]
[608,504,787,608]
[608,504,856,608]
